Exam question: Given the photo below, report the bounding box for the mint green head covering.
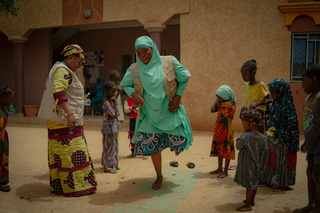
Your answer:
[216,85,236,105]
[134,36,162,72]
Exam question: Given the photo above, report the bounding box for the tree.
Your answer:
[0,0,23,16]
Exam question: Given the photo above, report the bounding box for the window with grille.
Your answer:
[291,33,320,82]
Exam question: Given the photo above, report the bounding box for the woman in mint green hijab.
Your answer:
[120,36,193,190]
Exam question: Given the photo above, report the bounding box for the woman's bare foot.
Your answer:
[236,205,252,212]
[152,175,163,190]
[209,169,223,175]
[243,200,255,206]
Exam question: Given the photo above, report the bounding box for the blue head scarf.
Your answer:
[216,85,236,105]
[267,78,299,153]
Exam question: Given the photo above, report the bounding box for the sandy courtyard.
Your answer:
[0,123,309,213]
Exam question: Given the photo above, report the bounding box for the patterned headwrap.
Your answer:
[267,78,299,153]
[216,85,236,105]
[61,44,84,58]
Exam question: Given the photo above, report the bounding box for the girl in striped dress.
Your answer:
[101,81,121,173]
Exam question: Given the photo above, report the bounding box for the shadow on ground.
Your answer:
[15,182,53,202]
[88,177,179,206]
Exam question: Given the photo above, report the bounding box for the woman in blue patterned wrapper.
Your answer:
[120,36,193,190]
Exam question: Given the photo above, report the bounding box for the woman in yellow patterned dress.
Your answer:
[38,45,97,197]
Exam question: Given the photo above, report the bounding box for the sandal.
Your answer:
[186,162,195,169]
[104,169,117,174]
[228,165,237,170]
[170,161,179,167]
[0,185,10,192]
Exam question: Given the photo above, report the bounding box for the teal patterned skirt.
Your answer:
[133,132,188,156]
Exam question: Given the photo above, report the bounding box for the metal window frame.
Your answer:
[291,32,320,83]
[120,53,135,78]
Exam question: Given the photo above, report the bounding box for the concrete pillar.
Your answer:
[8,35,28,116]
[144,22,166,53]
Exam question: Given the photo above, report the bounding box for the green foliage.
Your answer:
[0,0,23,16]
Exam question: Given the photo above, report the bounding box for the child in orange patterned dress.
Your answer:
[209,85,236,179]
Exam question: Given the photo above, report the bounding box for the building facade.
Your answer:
[0,0,319,132]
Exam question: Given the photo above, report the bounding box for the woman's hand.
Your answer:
[300,142,307,153]
[59,101,76,130]
[169,95,181,113]
[131,92,145,107]
[67,113,76,130]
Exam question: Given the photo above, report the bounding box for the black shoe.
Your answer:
[186,162,195,169]
[170,161,179,167]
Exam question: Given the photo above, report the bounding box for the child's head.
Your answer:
[109,70,121,85]
[240,59,257,82]
[103,81,117,99]
[302,64,320,95]
[0,86,14,108]
[97,77,102,85]
[215,85,236,105]
[240,109,262,132]
[268,78,291,102]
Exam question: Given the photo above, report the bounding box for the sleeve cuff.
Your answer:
[53,91,68,105]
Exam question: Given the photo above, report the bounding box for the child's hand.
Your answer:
[300,142,307,153]
[110,96,117,103]
[211,100,220,113]
[116,85,122,93]
[249,102,258,109]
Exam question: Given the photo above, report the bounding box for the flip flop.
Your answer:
[170,161,179,167]
[228,165,237,170]
[104,169,117,174]
[186,162,195,169]
[0,185,10,192]
[217,174,228,179]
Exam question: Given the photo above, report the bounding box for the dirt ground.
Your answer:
[0,123,309,213]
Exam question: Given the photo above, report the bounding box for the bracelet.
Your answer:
[67,112,74,116]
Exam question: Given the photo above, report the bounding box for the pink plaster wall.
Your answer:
[0,30,51,106]
[290,83,308,134]
[24,29,52,105]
